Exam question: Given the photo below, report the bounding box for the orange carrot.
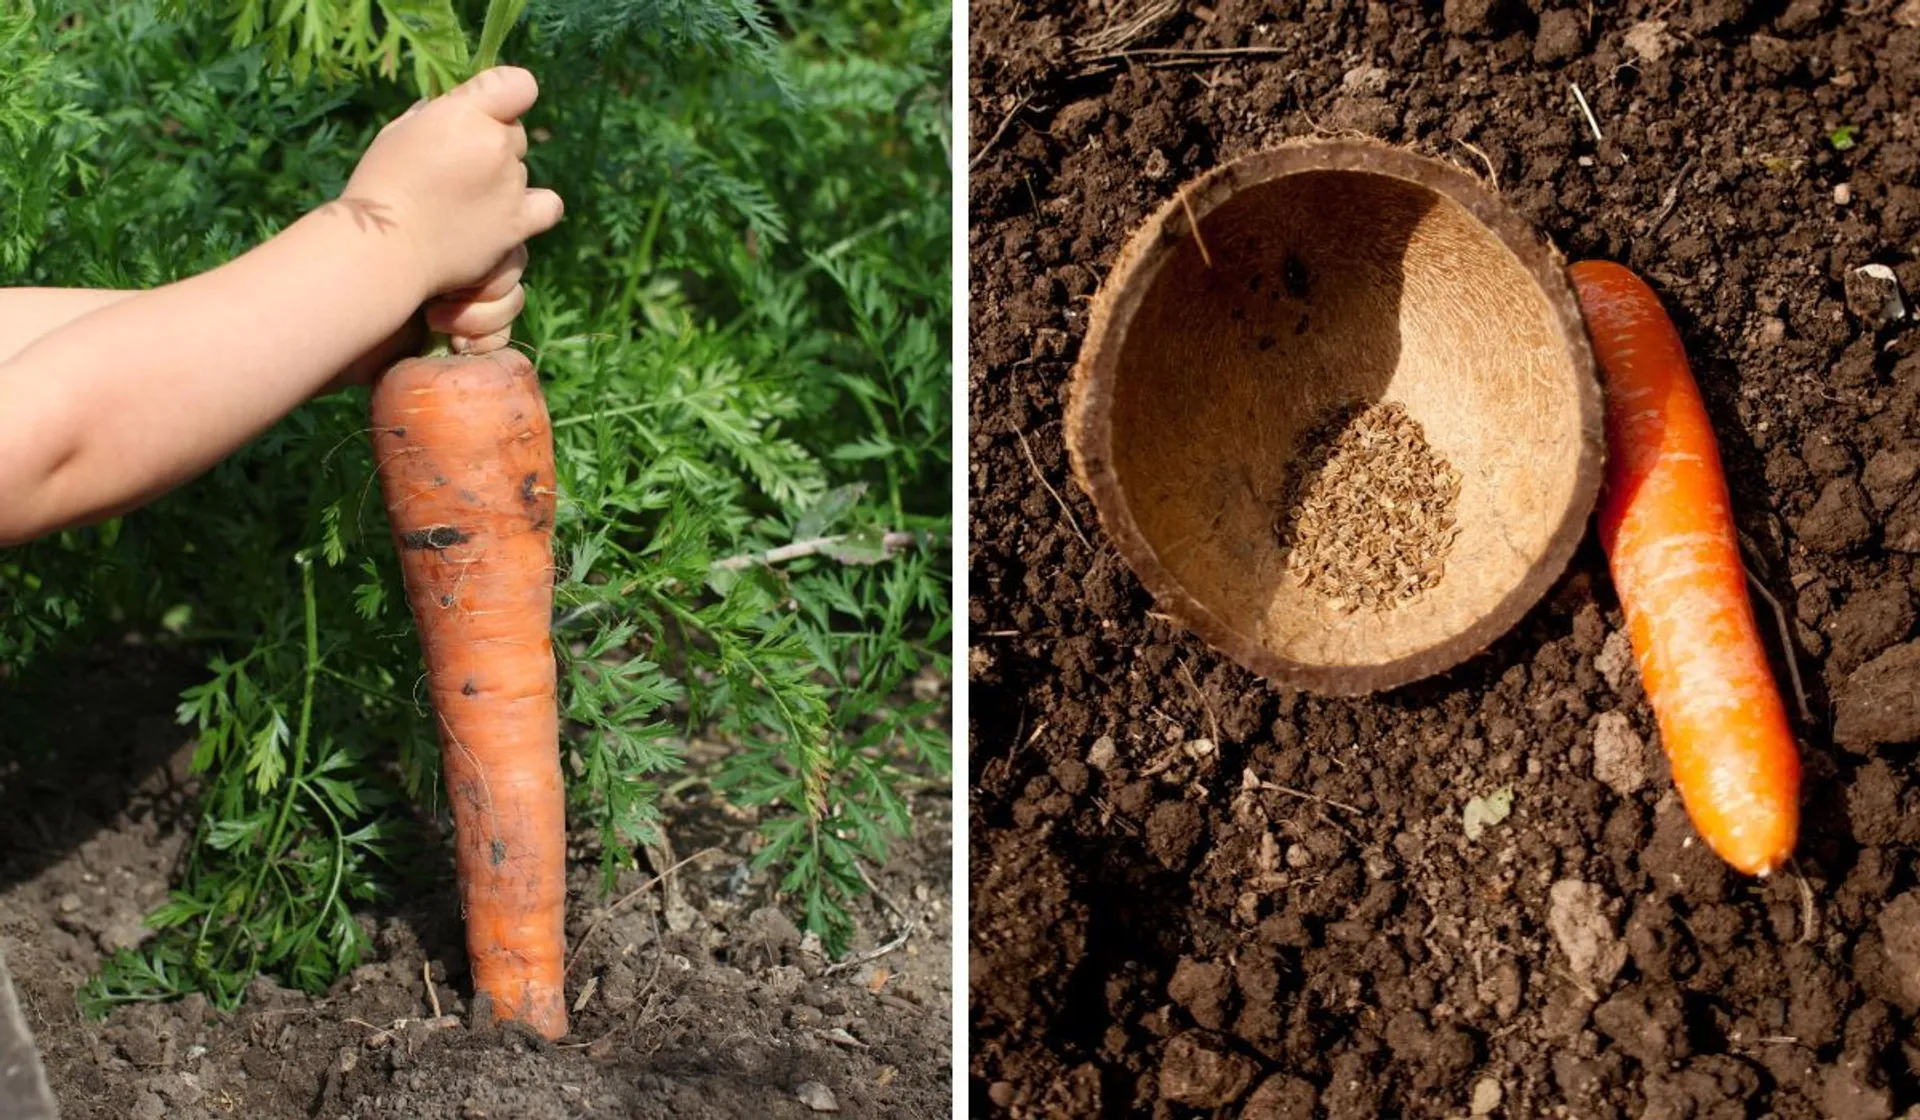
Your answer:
[368,347,567,1038]
[1569,260,1799,876]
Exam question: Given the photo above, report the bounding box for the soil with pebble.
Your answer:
[2,644,951,1119]
[968,0,1920,1116]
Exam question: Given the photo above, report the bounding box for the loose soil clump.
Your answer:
[968,0,1920,1115]
[2,645,952,1119]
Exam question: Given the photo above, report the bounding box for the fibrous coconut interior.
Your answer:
[1107,170,1584,669]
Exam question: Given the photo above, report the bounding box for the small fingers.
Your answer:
[454,244,528,303]
[451,65,539,123]
[442,245,528,303]
[520,188,564,238]
[427,283,527,339]
[508,121,529,159]
[450,326,514,356]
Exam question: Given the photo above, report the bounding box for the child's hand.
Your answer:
[429,243,528,355]
[341,66,563,299]
[320,244,529,392]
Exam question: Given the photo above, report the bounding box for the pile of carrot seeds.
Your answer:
[1276,400,1462,612]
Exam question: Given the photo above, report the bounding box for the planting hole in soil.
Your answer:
[1067,140,1603,695]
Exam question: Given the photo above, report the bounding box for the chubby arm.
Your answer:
[0,66,559,548]
[0,207,429,545]
[0,289,141,365]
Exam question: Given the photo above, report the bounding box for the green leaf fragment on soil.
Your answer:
[1463,787,1514,842]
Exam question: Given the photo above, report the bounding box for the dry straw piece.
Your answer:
[1066,139,1604,694]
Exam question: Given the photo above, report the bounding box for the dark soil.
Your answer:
[2,643,951,1119]
[968,1,1920,1116]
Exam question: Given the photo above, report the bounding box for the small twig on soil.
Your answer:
[969,94,1031,172]
[823,929,914,976]
[816,1026,872,1049]
[1791,858,1819,945]
[1175,657,1221,743]
[1488,939,1600,1003]
[1557,965,1601,1004]
[821,859,916,977]
[560,909,667,1053]
[344,1015,460,1048]
[981,704,1031,791]
[1650,155,1695,233]
[710,531,924,571]
[1072,0,1181,58]
[1176,185,1215,269]
[1457,139,1500,192]
[1139,748,1184,780]
[556,530,928,630]
[1015,429,1092,550]
[1315,807,1360,845]
[1247,773,1362,815]
[423,961,441,1020]
[855,858,915,930]
[1011,718,1048,773]
[1570,82,1605,147]
[1079,45,1291,65]
[1738,559,1815,724]
[1092,796,1140,836]
[564,845,720,977]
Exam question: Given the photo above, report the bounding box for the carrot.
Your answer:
[368,346,567,1038]
[1569,260,1800,876]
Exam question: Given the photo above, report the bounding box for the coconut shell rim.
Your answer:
[1064,137,1606,696]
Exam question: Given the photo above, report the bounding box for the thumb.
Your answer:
[449,65,539,123]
